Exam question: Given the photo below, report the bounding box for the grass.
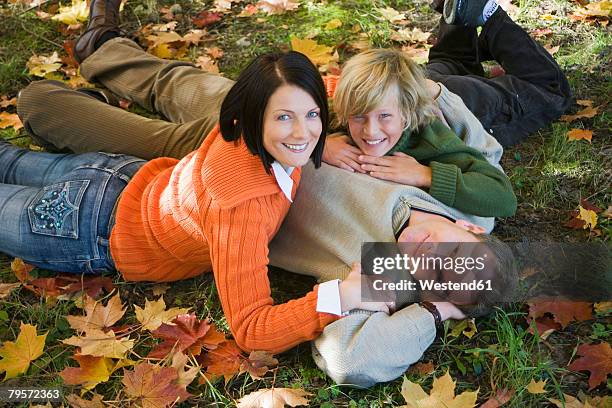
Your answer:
[0,0,611,406]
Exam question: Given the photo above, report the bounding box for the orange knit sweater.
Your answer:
[110,126,338,353]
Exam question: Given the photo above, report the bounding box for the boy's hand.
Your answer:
[322,134,366,173]
[358,152,432,187]
[339,263,395,314]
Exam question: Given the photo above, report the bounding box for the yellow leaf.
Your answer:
[567,129,593,142]
[62,329,134,359]
[26,52,62,77]
[576,99,593,107]
[449,318,477,339]
[526,378,547,394]
[391,27,431,43]
[0,323,47,379]
[400,371,478,408]
[135,297,190,331]
[577,205,598,230]
[51,0,89,25]
[195,55,220,73]
[0,112,23,131]
[540,13,557,21]
[324,18,343,30]
[560,106,599,122]
[290,37,337,66]
[60,354,115,390]
[66,293,125,333]
[594,301,612,314]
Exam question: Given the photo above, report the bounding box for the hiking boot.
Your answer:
[74,0,122,63]
[443,0,495,27]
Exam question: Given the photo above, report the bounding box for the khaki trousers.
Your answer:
[17,38,234,160]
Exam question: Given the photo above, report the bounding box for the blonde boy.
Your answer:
[324,48,517,217]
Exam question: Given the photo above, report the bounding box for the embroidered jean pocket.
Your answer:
[28,180,90,239]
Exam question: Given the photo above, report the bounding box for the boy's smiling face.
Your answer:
[347,87,405,157]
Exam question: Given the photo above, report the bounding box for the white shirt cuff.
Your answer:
[316,279,343,316]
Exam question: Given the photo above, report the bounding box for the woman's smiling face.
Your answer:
[262,84,322,168]
[347,87,405,157]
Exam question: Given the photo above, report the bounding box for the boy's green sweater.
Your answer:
[387,118,517,217]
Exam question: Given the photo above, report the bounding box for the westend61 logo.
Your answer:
[360,241,611,305]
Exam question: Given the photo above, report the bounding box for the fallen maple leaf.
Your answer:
[531,27,553,38]
[171,352,200,388]
[549,393,595,408]
[23,274,114,299]
[256,0,299,15]
[526,378,547,394]
[401,44,431,65]
[567,129,593,142]
[568,342,612,390]
[577,99,594,107]
[544,44,560,55]
[527,315,561,339]
[0,112,24,131]
[577,205,598,230]
[528,301,593,328]
[237,387,312,407]
[240,350,278,379]
[62,329,134,359]
[65,393,105,408]
[324,18,342,30]
[205,46,225,59]
[27,52,63,77]
[192,10,223,27]
[11,258,33,283]
[290,37,337,66]
[0,95,17,108]
[149,313,225,358]
[135,297,190,331]
[60,354,115,390]
[195,55,220,73]
[0,323,47,379]
[449,318,477,339]
[480,388,515,407]
[400,371,478,408]
[594,301,612,314]
[182,29,207,46]
[0,282,20,300]
[212,0,235,12]
[238,3,259,16]
[580,199,603,213]
[199,340,245,383]
[66,292,125,333]
[51,0,89,25]
[560,106,599,122]
[123,363,191,408]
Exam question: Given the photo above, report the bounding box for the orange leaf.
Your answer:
[560,106,599,122]
[0,283,21,300]
[60,354,115,390]
[576,99,593,107]
[528,301,593,328]
[0,95,17,108]
[527,315,561,339]
[149,313,224,358]
[480,388,515,407]
[0,112,24,130]
[567,129,593,142]
[407,361,435,376]
[192,10,222,28]
[123,363,191,407]
[568,342,612,390]
[199,340,245,383]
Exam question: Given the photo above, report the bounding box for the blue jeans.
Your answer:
[0,141,145,273]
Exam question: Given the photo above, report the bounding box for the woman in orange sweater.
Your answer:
[0,51,391,353]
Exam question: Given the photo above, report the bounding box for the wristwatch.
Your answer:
[419,301,442,329]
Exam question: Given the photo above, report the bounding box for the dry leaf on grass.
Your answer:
[377,6,406,23]
[407,361,435,376]
[480,388,515,408]
[237,387,312,407]
[567,129,593,142]
[290,37,337,66]
[240,350,278,379]
[51,0,89,25]
[62,329,134,359]
[66,292,126,333]
[192,10,223,27]
[199,340,244,383]
[256,0,300,15]
[0,323,47,379]
[526,378,547,394]
[528,301,593,328]
[568,342,612,390]
[27,52,63,77]
[0,112,24,130]
[391,27,431,43]
[149,313,225,358]
[123,363,191,408]
[0,283,20,299]
[11,258,34,282]
[560,106,599,122]
[399,371,478,408]
[171,352,200,387]
[65,393,105,408]
[135,297,190,331]
[0,95,17,108]
[60,354,115,390]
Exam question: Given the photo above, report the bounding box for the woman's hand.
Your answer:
[431,302,467,321]
[358,152,432,187]
[322,134,366,173]
[339,263,395,314]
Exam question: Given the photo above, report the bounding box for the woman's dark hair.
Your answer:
[219,51,329,172]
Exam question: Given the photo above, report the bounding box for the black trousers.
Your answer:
[426,9,572,147]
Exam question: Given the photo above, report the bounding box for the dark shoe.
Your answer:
[443,0,490,27]
[74,0,122,64]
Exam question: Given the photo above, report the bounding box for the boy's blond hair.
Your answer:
[333,48,437,131]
